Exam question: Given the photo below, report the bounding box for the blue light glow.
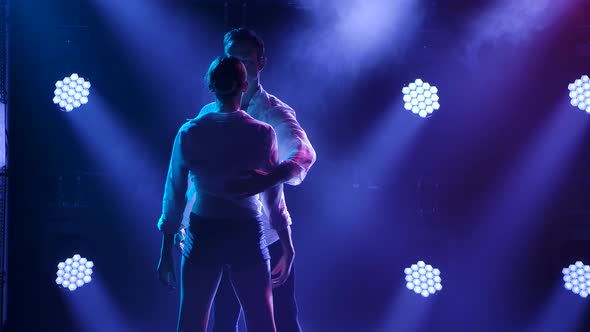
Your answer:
[562,261,590,298]
[568,75,590,113]
[53,74,91,112]
[55,254,94,291]
[402,79,440,118]
[404,261,442,297]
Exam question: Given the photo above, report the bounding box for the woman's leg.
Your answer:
[177,254,224,332]
[211,265,242,332]
[230,260,276,332]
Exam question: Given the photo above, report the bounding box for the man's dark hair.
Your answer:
[223,28,265,58]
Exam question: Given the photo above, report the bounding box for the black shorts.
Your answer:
[181,213,270,270]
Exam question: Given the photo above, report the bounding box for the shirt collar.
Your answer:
[246,85,270,112]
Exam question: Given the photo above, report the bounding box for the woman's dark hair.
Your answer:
[205,56,247,96]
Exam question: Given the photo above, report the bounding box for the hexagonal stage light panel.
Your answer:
[55,254,94,291]
[53,73,91,112]
[562,261,590,298]
[404,260,442,297]
[402,79,440,118]
[568,75,590,113]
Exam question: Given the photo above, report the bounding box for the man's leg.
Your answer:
[211,266,242,332]
[269,241,302,332]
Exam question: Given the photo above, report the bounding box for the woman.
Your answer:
[156,56,295,332]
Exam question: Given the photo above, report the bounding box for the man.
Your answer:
[199,28,316,332]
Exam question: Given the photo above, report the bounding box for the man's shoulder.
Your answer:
[257,89,296,120]
[262,90,292,110]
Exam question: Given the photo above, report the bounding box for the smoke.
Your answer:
[285,0,424,81]
[463,0,571,65]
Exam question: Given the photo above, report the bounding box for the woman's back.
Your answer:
[181,110,276,220]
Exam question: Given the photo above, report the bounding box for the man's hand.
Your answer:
[225,169,273,198]
[157,251,177,291]
[158,234,177,290]
[271,249,294,288]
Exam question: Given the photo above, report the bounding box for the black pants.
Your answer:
[212,240,302,332]
[178,214,274,332]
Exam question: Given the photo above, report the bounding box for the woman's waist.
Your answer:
[191,194,262,220]
[187,212,264,236]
